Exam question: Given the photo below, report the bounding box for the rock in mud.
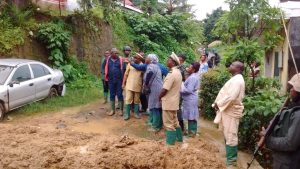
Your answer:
[56,120,67,129]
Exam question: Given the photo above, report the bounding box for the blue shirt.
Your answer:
[200,62,209,74]
[106,57,126,83]
[131,63,169,77]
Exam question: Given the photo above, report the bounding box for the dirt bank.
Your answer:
[0,124,224,169]
[0,102,225,169]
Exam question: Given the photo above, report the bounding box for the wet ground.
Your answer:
[0,100,262,169]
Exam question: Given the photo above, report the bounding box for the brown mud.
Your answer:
[0,101,225,169]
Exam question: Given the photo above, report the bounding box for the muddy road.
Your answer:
[0,101,229,169]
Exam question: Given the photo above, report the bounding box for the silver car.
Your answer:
[0,59,65,120]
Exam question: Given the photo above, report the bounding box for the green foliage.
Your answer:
[264,31,284,52]
[246,76,281,92]
[222,39,264,92]
[68,74,101,90]
[239,82,285,152]
[183,20,205,46]
[73,10,100,32]
[224,39,263,67]
[10,83,101,118]
[37,21,71,67]
[91,6,104,19]
[124,11,203,63]
[37,21,91,82]
[158,0,192,15]
[0,3,37,54]
[213,12,235,43]
[107,9,135,50]
[127,13,188,43]
[6,4,33,28]
[141,0,158,15]
[214,0,283,49]
[199,67,231,120]
[0,18,25,54]
[203,7,225,43]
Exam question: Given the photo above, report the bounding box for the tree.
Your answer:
[141,0,158,15]
[158,0,192,15]
[214,0,282,43]
[78,0,93,11]
[203,7,225,43]
[213,0,283,92]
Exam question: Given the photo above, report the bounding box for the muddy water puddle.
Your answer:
[70,113,165,141]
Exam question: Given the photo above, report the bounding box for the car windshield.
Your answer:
[0,65,14,85]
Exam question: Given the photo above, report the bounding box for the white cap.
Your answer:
[170,52,180,65]
[288,73,300,92]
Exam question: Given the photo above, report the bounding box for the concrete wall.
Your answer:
[288,17,300,80]
[67,15,113,75]
[265,17,300,93]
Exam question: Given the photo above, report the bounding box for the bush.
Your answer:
[107,9,135,50]
[0,3,36,54]
[239,88,285,149]
[123,11,202,63]
[199,67,230,120]
[239,81,285,168]
[0,18,24,54]
[238,77,284,169]
[200,68,284,153]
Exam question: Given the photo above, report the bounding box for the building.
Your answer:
[116,0,143,14]
[31,0,68,10]
[264,1,300,93]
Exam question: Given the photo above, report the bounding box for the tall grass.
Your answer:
[8,85,102,118]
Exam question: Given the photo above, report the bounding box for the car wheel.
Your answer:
[48,87,58,98]
[0,103,5,121]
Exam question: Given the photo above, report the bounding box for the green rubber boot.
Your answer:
[166,130,176,145]
[147,111,153,126]
[103,92,108,104]
[118,101,124,116]
[133,104,141,119]
[123,104,131,120]
[152,110,162,131]
[176,127,183,142]
[107,101,115,116]
[188,120,197,137]
[226,145,238,166]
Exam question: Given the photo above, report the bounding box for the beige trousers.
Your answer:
[220,113,240,146]
[163,110,179,131]
[125,90,140,104]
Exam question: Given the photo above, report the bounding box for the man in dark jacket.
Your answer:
[177,54,188,132]
[104,48,126,116]
[100,50,110,104]
[265,73,300,169]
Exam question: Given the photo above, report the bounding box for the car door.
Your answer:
[29,64,53,100]
[8,64,35,109]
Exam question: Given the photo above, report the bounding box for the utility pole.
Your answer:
[59,0,62,16]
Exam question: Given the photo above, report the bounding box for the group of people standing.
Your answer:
[100,46,209,145]
[100,46,300,168]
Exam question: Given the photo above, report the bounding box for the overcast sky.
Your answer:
[188,0,281,20]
